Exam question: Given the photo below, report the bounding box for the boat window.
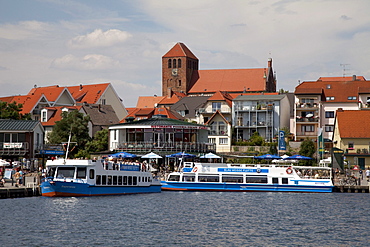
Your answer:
[245,176,267,184]
[199,175,219,182]
[96,175,101,185]
[138,177,141,183]
[77,167,86,179]
[113,176,117,185]
[47,167,56,178]
[282,178,288,184]
[145,177,147,182]
[89,169,94,179]
[128,176,132,185]
[222,175,243,183]
[272,177,278,184]
[118,176,122,185]
[183,175,195,182]
[57,167,75,178]
[133,176,137,185]
[107,176,112,185]
[168,175,180,181]
[149,177,152,183]
[102,175,107,185]
[123,176,127,185]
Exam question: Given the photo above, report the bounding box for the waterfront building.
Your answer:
[294,75,370,142]
[332,109,370,169]
[108,116,214,154]
[232,93,290,142]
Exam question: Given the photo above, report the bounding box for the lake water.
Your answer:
[1,192,369,246]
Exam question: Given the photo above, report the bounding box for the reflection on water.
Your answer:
[1,193,369,246]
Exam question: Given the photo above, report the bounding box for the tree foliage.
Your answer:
[47,110,91,157]
[299,138,316,165]
[250,131,264,146]
[0,101,31,120]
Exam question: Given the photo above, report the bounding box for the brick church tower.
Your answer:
[162,43,199,97]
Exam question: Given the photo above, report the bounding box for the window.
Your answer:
[76,168,86,179]
[246,176,267,183]
[118,176,122,185]
[101,99,106,105]
[208,138,216,143]
[113,176,117,185]
[96,175,101,185]
[325,111,335,118]
[173,59,176,68]
[212,102,221,112]
[326,97,335,101]
[198,175,219,182]
[168,59,172,68]
[325,125,334,132]
[107,175,112,185]
[89,169,95,179]
[178,80,181,87]
[348,142,354,150]
[102,175,107,185]
[222,175,243,183]
[272,177,278,184]
[168,175,180,181]
[183,175,195,182]
[128,176,132,185]
[347,96,357,100]
[219,138,228,145]
[301,125,314,132]
[178,59,181,68]
[41,110,47,122]
[123,176,127,185]
[282,178,288,184]
[210,121,228,135]
[326,84,331,89]
[57,167,75,178]
[301,98,314,104]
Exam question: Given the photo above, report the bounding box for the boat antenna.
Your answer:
[64,127,72,163]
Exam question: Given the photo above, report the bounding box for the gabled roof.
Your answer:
[28,85,66,102]
[318,76,366,82]
[336,110,370,138]
[295,76,370,102]
[162,42,198,60]
[207,91,234,107]
[0,94,50,114]
[188,68,269,94]
[0,119,42,131]
[171,96,209,118]
[158,94,182,105]
[122,107,181,123]
[67,83,110,104]
[41,106,82,126]
[205,110,231,125]
[81,104,120,126]
[136,96,165,108]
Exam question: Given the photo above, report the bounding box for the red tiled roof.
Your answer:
[0,95,46,114]
[158,94,182,105]
[153,108,179,119]
[295,77,370,102]
[28,85,65,102]
[41,106,81,126]
[67,83,109,104]
[188,68,268,94]
[208,91,233,107]
[163,43,198,60]
[336,110,370,138]
[318,76,366,82]
[136,96,165,108]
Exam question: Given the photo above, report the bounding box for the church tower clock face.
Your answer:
[172,68,178,76]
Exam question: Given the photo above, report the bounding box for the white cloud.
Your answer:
[0,21,52,40]
[51,54,120,70]
[67,29,132,49]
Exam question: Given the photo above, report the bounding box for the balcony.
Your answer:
[296,116,319,122]
[296,102,319,109]
[0,142,29,156]
[345,148,370,155]
[114,141,216,154]
[296,131,318,137]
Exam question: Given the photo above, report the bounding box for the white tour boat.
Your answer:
[41,158,161,197]
[161,162,334,193]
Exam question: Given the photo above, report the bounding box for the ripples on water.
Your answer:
[1,192,368,247]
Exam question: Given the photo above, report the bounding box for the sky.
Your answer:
[1,0,370,107]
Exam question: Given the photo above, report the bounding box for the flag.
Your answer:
[278,130,286,151]
[318,128,324,159]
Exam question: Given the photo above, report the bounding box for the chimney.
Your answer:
[352,75,356,81]
[337,108,344,112]
[80,84,83,90]
[98,104,101,112]
[268,58,272,68]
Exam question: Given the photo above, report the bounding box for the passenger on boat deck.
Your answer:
[314,173,319,179]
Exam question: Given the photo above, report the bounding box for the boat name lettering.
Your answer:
[151,125,209,130]
[218,168,269,173]
[61,186,76,189]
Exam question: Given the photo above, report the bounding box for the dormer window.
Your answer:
[326,84,331,89]
[326,96,335,101]
[347,96,357,100]
[41,109,47,122]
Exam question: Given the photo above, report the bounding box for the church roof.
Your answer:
[162,43,198,60]
[188,68,269,94]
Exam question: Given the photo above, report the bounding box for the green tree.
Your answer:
[47,110,91,157]
[278,88,289,93]
[75,129,109,159]
[250,131,264,146]
[299,138,316,165]
[0,101,31,120]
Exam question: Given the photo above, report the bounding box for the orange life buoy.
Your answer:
[193,167,198,172]
[286,167,293,174]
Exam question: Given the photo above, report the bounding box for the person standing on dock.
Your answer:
[366,168,370,182]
